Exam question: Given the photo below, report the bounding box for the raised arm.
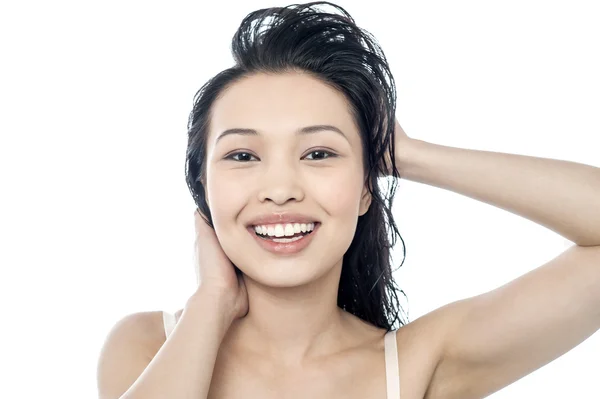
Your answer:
[392,126,600,399]
[97,210,248,399]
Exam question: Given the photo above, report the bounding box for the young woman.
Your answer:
[97,2,600,398]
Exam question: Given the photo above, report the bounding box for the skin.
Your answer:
[202,70,376,358]
[143,69,600,398]
[199,70,386,396]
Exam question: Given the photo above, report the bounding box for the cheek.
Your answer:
[206,172,245,224]
[205,174,248,262]
[311,168,364,215]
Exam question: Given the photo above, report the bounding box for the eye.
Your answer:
[304,149,337,160]
[224,152,258,162]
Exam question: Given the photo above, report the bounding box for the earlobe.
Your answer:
[200,176,209,207]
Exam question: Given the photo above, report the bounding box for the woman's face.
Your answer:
[204,71,371,287]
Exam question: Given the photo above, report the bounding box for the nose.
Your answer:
[257,161,305,205]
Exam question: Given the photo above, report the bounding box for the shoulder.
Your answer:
[96,310,164,398]
[115,308,186,357]
[115,311,166,357]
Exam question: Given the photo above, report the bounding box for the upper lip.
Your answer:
[247,213,320,226]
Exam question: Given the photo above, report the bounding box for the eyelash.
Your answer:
[224,149,338,162]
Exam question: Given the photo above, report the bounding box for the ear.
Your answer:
[200,175,210,207]
[358,185,372,216]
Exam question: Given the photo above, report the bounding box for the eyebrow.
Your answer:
[215,124,349,144]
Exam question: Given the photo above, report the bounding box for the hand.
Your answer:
[192,209,249,320]
[394,118,411,151]
[383,117,415,176]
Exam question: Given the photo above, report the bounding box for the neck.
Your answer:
[226,259,349,365]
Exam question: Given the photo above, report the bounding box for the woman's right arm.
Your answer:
[98,210,248,398]
[97,289,236,399]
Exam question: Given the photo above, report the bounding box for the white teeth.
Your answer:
[253,222,316,237]
[284,224,294,236]
[274,224,285,237]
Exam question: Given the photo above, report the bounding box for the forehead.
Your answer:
[207,71,358,145]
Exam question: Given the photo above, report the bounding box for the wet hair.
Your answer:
[185,1,408,330]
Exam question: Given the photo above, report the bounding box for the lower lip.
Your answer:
[248,223,320,255]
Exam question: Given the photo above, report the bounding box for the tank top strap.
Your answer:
[384,329,400,398]
[162,310,176,339]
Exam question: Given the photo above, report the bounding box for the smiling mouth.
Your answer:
[247,222,320,253]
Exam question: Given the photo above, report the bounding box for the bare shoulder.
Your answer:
[143,308,185,352]
[394,300,468,399]
[114,310,171,357]
[102,308,187,361]
[336,304,462,397]
[97,310,172,399]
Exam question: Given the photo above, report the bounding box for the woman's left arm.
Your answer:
[392,120,600,399]
[394,120,600,247]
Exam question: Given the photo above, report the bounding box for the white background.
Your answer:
[1,0,598,397]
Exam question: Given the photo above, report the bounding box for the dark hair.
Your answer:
[185,1,408,331]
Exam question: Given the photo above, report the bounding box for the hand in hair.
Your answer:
[383,117,417,177]
[192,209,249,321]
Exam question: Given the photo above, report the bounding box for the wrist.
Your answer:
[395,138,428,181]
[186,288,237,327]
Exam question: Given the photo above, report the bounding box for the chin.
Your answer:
[236,257,334,289]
